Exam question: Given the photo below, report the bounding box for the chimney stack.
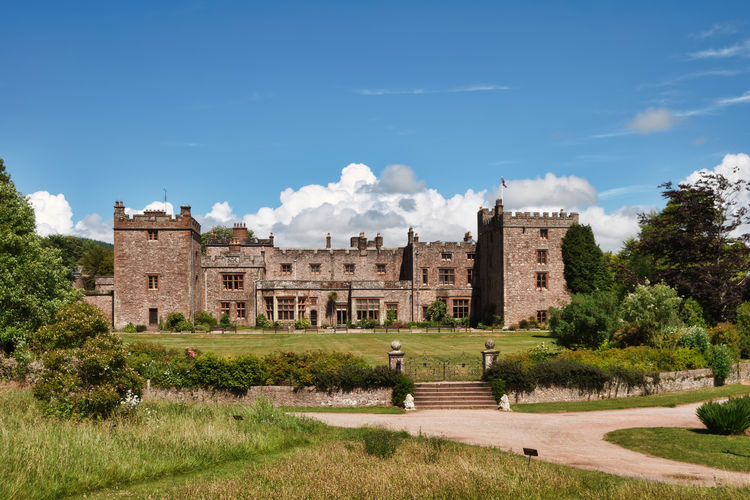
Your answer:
[408,227,414,245]
[464,231,472,242]
[180,205,191,217]
[326,233,331,249]
[232,222,246,239]
[375,232,383,249]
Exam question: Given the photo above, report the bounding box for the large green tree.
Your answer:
[42,234,112,280]
[0,158,80,349]
[636,171,749,323]
[79,246,114,289]
[561,224,611,294]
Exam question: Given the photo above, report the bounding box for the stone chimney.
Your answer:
[375,232,383,249]
[408,227,414,245]
[114,201,125,218]
[232,222,246,239]
[413,233,419,244]
[326,233,331,249]
[464,231,472,242]
[358,232,367,251]
[180,205,191,217]
[269,232,274,245]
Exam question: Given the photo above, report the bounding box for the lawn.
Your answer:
[1,388,744,499]
[606,427,750,473]
[118,330,551,366]
[512,384,750,413]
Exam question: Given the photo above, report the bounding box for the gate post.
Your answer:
[388,340,405,373]
[482,339,499,374]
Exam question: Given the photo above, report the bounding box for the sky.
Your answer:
[2,1,750,251]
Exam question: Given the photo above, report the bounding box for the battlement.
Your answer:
[113,201,201,233]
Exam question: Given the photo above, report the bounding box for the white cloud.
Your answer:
[73,214,113,242]
[690,23,737,40]
[196,201,236,229]
[579,205,644,252]
[627,108,676,134]
[125,201,174,216]
[27,191,74,236]
[687,39,750,59]
[355,84,511,96]
[490,173,598,209]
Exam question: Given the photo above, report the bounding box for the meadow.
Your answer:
[1,387,747,499]
[118,330,551,366]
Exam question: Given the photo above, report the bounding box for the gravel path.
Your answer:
[305,403,750,487]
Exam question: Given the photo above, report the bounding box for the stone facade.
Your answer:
[112,199,578,329]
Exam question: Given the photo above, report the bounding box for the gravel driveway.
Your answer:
[305,403,750,487]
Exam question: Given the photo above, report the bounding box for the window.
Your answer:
[540,228,548,239]
[147,229,158,241]
[236,302,246,319]
[356,298,379,321]
[386,302,398,321]
[298,297,306,318]
[439,268,455,284]
[148,274,158,290]
[536,249,548,264]
[421,268,428,285]
[220,301,231,316]
[536,272,548,289]
[467,268,473,284]
[441,252,452,261]
[537,310,547,324]
[310,263,321,274]
[336,304,348,325]
[422,306,429,319]
[467,253,475,260]
[265,297,274,320]
[344,263,355,274]
[277,297,294,320]
[222,273,244,290]
[281,263,292,275]
[376,264,386,274]
[453,299,470,318]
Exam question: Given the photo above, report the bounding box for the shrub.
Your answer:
[518,319,529,330]
[737,302,750,359]
[31,302,110,352]
[620,282,682,347]
[676,326,710,354]
[697,396,750,435]
[362,428,405,458]
[482,359,536,393]
[384,309,397,326]
[219,313,231,327]
[194,324,208,332]
[680,297,707,327]
[0,326,29,355]
[194,310,217,328]
[425,300,447,323]
[708,344,734,386]
[294,317,312,330]
[356,318,379,329]
[164,312,186,331]
[490,378,506,404]
[174,320,194,332]
[709,322,741,360]
[391,373,415,407]
[549,291,620,349]
[122,323,137,333]
[256,313,272,328]
[533,358,610,394]
[190,352,266,392]
[135,324,147,332]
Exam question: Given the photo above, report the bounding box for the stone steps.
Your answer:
[413,381,497,409]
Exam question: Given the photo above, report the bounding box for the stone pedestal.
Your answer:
[388,340,405,373]
[482,339,499,374]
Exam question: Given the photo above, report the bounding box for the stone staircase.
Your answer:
[413,381,497,409]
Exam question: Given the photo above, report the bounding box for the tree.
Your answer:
[549,291,620,349]
[561,224,612,294]
[425,300,447,323]
[42,235,113,280]
[636,171,749,323]
[0,158,80,350]
[200,225,257,254]
[620,282,682,347]
[79,246,114,289]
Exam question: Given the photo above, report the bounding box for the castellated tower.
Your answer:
[476,200,578,326]
[113,202,202,329]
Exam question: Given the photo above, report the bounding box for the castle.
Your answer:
[111,199,578,329]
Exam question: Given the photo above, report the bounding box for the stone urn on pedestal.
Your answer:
[482,339,499,374]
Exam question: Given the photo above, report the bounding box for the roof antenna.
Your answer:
[163,188,167,213]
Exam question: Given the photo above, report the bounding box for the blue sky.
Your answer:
[2,1,749,250]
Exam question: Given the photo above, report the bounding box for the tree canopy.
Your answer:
[561,224,611,294]
[635,170,749,323]
[80,246,114,289]
[200,225,256,253]
[0,158,80,341]
[42,234,112,280]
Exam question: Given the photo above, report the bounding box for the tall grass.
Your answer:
[0,389,326,499]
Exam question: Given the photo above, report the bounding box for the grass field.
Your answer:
[606,427,750,473]
[512,384,750,413]
[2,388,747,499]
[118,330,551,366]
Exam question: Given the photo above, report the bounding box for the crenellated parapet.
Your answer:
[113,201,201,234]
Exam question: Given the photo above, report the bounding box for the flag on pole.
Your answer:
[501,177,508,188]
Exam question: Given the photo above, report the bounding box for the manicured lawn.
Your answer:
[118,330,551,366]
[606,427,750,473]
[281,406,406,414]
[512,384,750,413]
[0,387,737,499]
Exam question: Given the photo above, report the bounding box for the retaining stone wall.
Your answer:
[507,362,750,404]
[143,384,392,407]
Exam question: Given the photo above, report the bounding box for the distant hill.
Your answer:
[42,235,114,279]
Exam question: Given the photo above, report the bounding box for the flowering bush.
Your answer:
[31,302,110,352]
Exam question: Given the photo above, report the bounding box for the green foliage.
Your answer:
[561,224,612,294]
[697,396,750,435]
[362,428,406,458]
[191,352,266,392]
[194,310,217,328]
[255,313,272,328]
[356,317,379,329]
[708,344,734,386]
[220,312,231,327]
[294,317,312,330]
[549,291,620,349]
[680,297,707,327]
[391,373,415,407]
[200,225,257,254]
[709,322,741,360]
[135,324,147,333]
[123,323,137,333]
[482,359,537,393]
[164,312,186,331]
[425,300,447,323]
[0,159,81,341]
[490,378,506,404]
[79,246,113,290]
[737,302,750,359]
[41,234,113,280]
[534,358,610,393]
[0,326,28,355]
[174,320,194,332]
[384,308,397,326]
[31,302,110,352]
[620,282,682,347]
[676,326,710,353]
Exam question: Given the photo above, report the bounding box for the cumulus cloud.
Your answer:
[627,108,676,134]
[580,205,644,252]
[125,201,174,216]
[490,173,598,209]
[370,164,425,194]
[27,191,74,236]
[195,201,236,229]
[74,214,113,242]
